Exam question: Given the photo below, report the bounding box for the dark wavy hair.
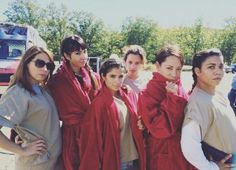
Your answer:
[155,44,184,66]
[191,48,223,92]
[100,58,125,77]
[60,35,99,90]
[60,35,87,56]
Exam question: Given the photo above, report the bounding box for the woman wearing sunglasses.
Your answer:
[0,46,62,170]
[48,35,101,170]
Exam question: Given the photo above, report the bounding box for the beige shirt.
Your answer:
[183,87,236,154]
[0,84,62,170]
[113,96,139,163]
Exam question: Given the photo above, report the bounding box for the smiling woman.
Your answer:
[138,44,196,170]
[48,35,101,170]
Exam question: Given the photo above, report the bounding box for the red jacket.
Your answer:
[139,72,196,170]
[48,62,100,170]
[79,85,146,170]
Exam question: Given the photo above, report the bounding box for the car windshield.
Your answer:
[0,40,26,59]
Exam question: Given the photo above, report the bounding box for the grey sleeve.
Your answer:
[0,86,28,124]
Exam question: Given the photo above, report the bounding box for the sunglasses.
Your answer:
[32,59,55,71]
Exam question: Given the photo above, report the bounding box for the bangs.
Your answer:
[68,40,87,53]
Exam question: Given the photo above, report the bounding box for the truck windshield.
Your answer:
[0,40,26,59]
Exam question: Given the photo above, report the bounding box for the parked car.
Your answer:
[231,64,236,73]
[225,64,236,73]
[225,65,233,73]
[88,56,101,73]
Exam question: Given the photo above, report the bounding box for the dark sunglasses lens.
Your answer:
[35,59,45,68]
[35,59,54,71]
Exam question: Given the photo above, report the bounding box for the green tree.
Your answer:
[70,11,107,58]
[185,19,205,54]
[121,17,160,62]
[4,0,76,59]
[4,0,43,28]
[221,18,236,64]
[175,19,206,64]
[4,0,233,65]
[121,17,158,45]
[39,3,74,59]
[103,31,124,59]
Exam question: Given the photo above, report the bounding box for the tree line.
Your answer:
[3,0,236,65]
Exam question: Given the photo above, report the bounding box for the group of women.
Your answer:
[0,34,235,170]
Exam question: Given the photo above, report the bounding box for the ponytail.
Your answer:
[190,70,197,93]
[84,64,99,90]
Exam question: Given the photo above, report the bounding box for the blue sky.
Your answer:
[1,0,236,30]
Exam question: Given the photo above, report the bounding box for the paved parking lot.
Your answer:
[0,128,14,170]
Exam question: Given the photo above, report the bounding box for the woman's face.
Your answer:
[124,53,143,79]
[66,49,88,71]
[102,67,124,96]
[195,55,224,89]
[156,55,182,82]
[27,53,51,84]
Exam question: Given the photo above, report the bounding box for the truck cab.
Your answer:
[0,22,46,97]
[88,56,101,73]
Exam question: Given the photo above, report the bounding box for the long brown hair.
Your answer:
[155,44,184,66]
[9,46,55,95]
[60,35,99,90]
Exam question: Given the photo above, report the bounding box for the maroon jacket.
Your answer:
[79,85,146,170]
[48,61,100,170]
[139,72,196,170]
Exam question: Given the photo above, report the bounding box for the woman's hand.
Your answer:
[137,116,145,131]
[15,135,23,145]
[166,81,178,95]
[217,154,235,170]
[20,139,47,156]
[122,84,132,93]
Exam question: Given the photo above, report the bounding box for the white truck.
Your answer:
[0,22,46,96]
